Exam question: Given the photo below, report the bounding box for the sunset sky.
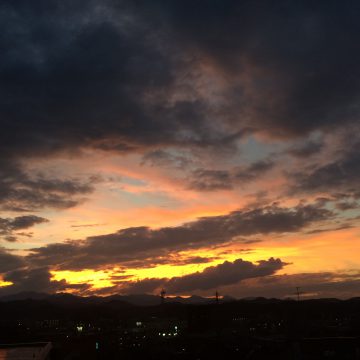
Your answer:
[0,0,360,299]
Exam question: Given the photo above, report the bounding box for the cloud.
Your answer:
[0,159,96,211]
[0,0,359,299]
[27,202,332,270]
[120,278,165,295]
[116,255,218,270]
[222,271,360,300]
[0,248,24,273]
[166,257,287,293]
[163,0,360,138]
[116,257,287,294]
[288,140,324,158]
[0,266,89,296]
[0,215,49,241]
[7,215,47,229]
[142,150,193,169]
[1,0,359,165]
[189,169,232,191]
[335,201,359,211]
[292,142,360,194]
[0,0,359,213]
[188,159,275,191]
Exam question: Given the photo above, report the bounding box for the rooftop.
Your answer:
[0,343,52,360]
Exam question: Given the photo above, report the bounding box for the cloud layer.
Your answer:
[0,215,48,242]
[0,0,359,298]
[27,203,332,270]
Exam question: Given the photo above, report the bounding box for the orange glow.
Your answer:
[7,153,358,297]
[48,225,360,294]
[51,270,114,289]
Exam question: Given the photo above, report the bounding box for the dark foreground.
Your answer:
[1,295,360,359]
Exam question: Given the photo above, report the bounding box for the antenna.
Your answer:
[215,290,219,304]
[160,288,166,304]
[295,287,302,301]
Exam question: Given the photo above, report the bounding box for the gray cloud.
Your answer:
[142,150,193,170]
[189,159,275,191]
[288,140,324,158]
[0,0,358,214]
[0,0,358,300]
[0,253,286,296]
[118,257,287,294]
[164,0,360,138]
[222,271,360,300]
[292,142,360,194]
[116,255,218,270]
[0,248,24,273]
[189,169,232,191]
[0,266,90,296]
[166,257,287,293]
[0,0,359,169]
[0,215,49,241]
[0,160,96,211]
[27,203,332,270]
[335,201,359,211]
[120,278,165,295]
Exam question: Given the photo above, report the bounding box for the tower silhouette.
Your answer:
[160,288,166,304]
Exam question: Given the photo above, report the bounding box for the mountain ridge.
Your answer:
[0,291,236,306]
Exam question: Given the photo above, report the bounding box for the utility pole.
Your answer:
[295,287,301,302]
[215,290,219,304]
[160,288,166,304]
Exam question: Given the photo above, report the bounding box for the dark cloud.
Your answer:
[0,0,359,164]
[305,223,353,235]
[189,159,275,191]
[0,266,89,296]
[0,0,358,213]
[1,267,65,294]
[27,203,332,270]
[335,201,359,211]
[222,271,360,300]
[120,278,165,295]
[234,159,275,182]
[0,215,48,241]
[4,236,17,243]
[0,0,358,300]
[7,215,49,230]
[189,169,232,191]
[0,248,24,273]
[166,257,287,293]
[0,0,220,162]
[292,142,360,194]
[118,257,287,294]
[142,150,193,169]
[0,159,96,211]
[163,0,360,137]
[0,255,286,296]
[288,140,324,158]
[118,255,218,270]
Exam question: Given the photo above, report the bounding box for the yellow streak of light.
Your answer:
[0,280,13,287]
[124,263,213,280]
[51,270,114,289]
[50,246,302,291]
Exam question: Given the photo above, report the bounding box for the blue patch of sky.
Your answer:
[240,136,288,163]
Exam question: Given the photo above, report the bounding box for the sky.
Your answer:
[0,0,360,299]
